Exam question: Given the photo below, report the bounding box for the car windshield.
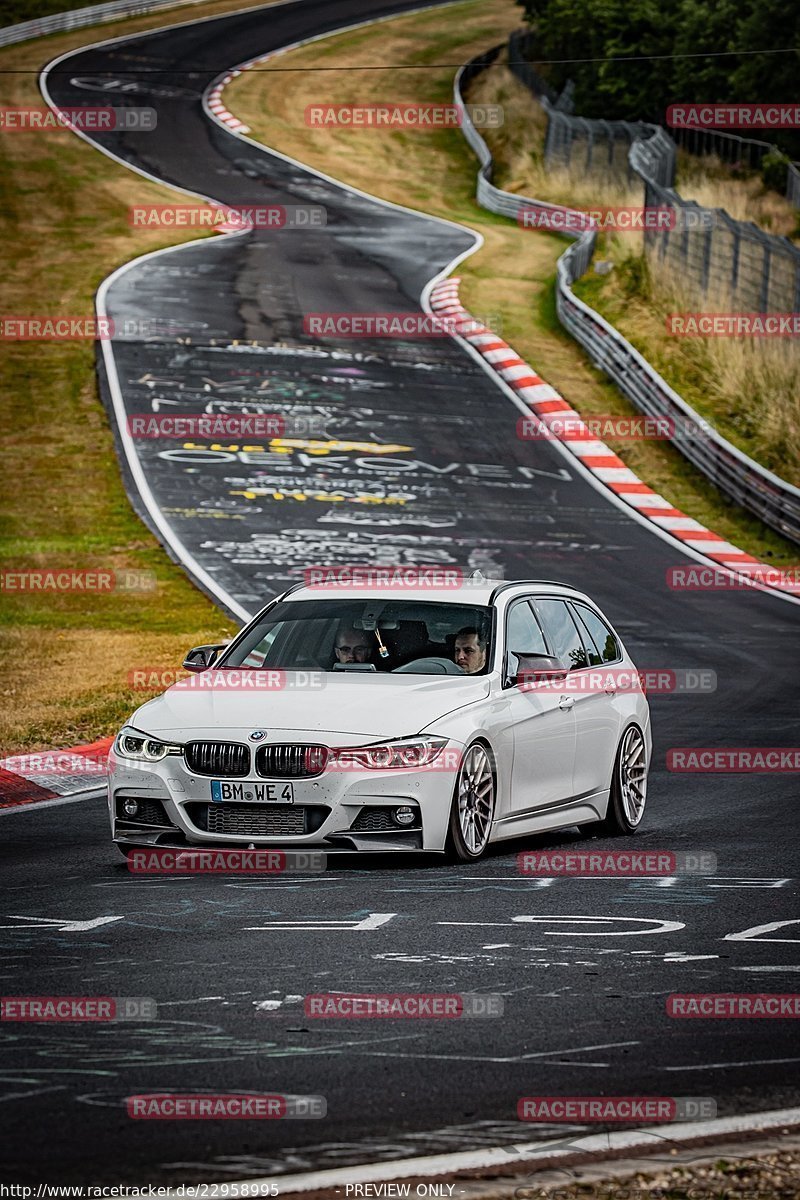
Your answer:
[223,599,494,676]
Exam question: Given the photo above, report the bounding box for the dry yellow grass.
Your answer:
[677,151,800,240]
[0,628,202,752]
[578,256,800,486]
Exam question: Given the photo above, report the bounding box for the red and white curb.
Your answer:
[0,736,112,810]
[430,278,797,596]
[207,71,250,134]
[206,71,257,233]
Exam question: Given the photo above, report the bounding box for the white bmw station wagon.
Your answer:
[109,578,651,861]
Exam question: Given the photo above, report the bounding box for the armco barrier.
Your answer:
[454,51,800,547]
[0,0,203,48]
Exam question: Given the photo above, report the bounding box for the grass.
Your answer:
[0,0,291,754]
[676,148,800,241]
[467,61,800,488]
[225,1,799,558]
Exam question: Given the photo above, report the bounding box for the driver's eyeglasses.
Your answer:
[336,643,369,653]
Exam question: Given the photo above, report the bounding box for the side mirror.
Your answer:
[182,643,229,673]
[504,651,568,689]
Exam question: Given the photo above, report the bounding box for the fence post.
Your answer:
[760,239,771,312]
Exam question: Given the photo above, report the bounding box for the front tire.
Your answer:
[446,742,496,861]
[596,723,648,836]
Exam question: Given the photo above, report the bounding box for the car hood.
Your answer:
[131,672,490,741]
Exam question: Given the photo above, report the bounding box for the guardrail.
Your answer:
[0,0,203,48]
[454,51,800,546]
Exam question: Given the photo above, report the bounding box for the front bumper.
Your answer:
[108,743,460,853]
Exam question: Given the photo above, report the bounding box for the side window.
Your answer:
[241,626,280,667]
[505,600,548,656]
[574,603,620,664]
[569,608,602,666]
[533,599,589,670]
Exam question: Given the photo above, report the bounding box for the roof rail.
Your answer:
[488,579,581,602]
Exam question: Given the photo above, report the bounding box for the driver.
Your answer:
[334,625,372,665]
[453,626,488,674]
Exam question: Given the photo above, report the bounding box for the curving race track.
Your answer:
[1,0,797,1185]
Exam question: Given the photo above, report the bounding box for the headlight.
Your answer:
[334,737,449,770]
[114,725,182,763]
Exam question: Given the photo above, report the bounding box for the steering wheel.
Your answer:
[392,657,466,675]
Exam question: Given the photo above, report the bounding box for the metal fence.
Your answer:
[506,29,800,310]
[632,137,800,311]
[509,29,800,202]
[454,53,800,546]
[508,31,667,186]
[670,125,800,209]
[0,0,203,48]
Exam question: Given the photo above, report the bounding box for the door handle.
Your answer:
[605,685,616,695]
[558,696,574,711]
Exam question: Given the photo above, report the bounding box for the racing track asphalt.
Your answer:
[3,0,797,1184]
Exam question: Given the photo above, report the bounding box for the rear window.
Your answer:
[572,603,621,664]
[532,598,589,671]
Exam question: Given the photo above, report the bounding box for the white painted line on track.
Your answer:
[183,1106,800,1194]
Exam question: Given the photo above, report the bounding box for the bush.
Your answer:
[760,149,790,196]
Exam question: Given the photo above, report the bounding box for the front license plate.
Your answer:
[211,780,294,804]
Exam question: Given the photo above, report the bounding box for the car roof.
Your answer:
[278,579,591,606]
